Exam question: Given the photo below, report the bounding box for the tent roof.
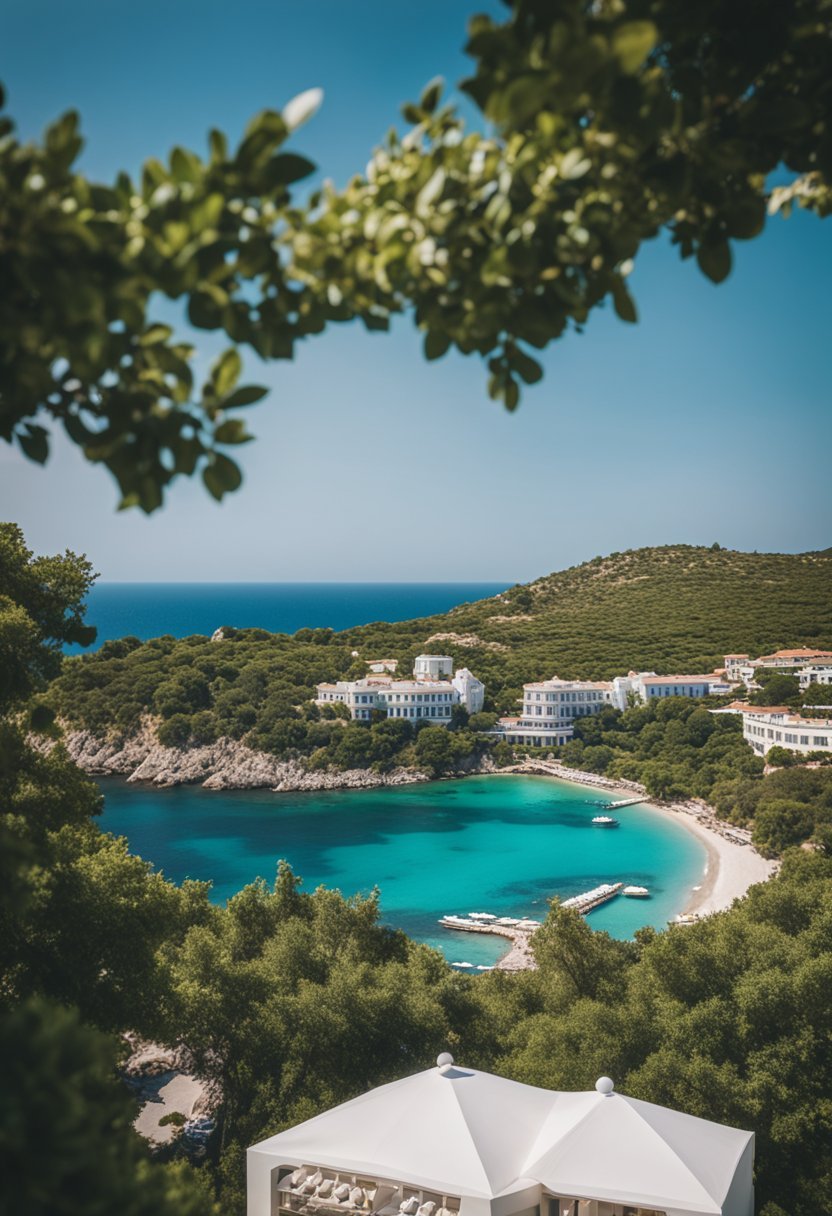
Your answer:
[249,1061,753,1214]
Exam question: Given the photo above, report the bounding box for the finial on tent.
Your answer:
[437,1052,455,1073]
[595,1076,615,1096]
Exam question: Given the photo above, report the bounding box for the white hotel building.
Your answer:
[740,707,832,757]
[725,648,832,687]
[493,671,726,748]
[316,656,485,725]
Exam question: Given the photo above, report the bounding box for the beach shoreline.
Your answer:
[496,760,777,919]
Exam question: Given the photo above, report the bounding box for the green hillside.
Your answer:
[345,544,832,691]
[51,545,832,741]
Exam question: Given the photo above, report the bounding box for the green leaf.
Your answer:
[223,385,270,408]
[696,240,732,284]
[214,419,253,444]
[203,453,242,500]
[264,152,316,187]
[209,129,227,163]
[725,198,766,240]
[511,347,544,384]
[170,146,201,183]
[139,324,174,346]
[611,278,638,323]
[211,349,242,398]
[611,21,658,74]
[401,103,423,125]
[244,108,288,143]
[424,330,451,361]
[419,77,444,115]
[18,425,49,464]
[504,376,520,412]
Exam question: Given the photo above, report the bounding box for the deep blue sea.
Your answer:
[99,775,706,967]
[71,582,508,651]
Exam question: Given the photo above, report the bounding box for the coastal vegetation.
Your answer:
[3,526,832,1216]
[3,0,831,508]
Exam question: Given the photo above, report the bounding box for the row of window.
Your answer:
[530,690,602,702]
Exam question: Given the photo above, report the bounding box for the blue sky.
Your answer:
[2,0,830,582]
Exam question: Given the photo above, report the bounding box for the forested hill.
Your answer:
[344,544,832,690]
[50,545,832,739]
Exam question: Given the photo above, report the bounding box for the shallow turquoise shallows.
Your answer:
[99,775,706,967]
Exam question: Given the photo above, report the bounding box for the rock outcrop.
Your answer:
[62,720,493,791]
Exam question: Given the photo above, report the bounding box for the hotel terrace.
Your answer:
[248,1055,754,1216]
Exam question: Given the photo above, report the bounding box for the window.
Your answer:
[801,735,810,745]
[814,737,828,746]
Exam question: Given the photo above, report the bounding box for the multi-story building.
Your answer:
[726,648,832,688]
[611,672,720,708]
[491,678,612,748]
[315,656,484,725]
[740,707,832,757]
[798,662,832,690]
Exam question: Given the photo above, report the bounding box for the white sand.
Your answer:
[134,1072,208,1144]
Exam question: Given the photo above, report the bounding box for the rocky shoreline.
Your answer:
[63,723,495,792]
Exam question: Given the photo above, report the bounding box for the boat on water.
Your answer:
[591,815,619,827]
[622,884,650,898]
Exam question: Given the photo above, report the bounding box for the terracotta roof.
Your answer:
[756,648,832,662]
[724,654,750,659]
[741,706,792,715]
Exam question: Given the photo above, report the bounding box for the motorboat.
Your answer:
[622,885,650,898]
[591,815,619,827]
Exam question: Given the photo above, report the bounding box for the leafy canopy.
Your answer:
[2,0,831,507]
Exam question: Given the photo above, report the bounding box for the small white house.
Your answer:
[248,1056,754,1216]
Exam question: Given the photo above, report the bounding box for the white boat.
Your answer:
[591,815,619,827]
[469,912,497,921]
[622,885,650,898]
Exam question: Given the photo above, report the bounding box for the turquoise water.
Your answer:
[98,775,707,967]
[68,582,507,652]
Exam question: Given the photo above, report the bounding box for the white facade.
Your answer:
[248,1057,754,1216]
[726,649,832,688]
[452,668,485,715]
[741,708,832,757]
[414,655,454,680]
[491,678,612,747]
[799,663,832,690]
[316,679,456,723]
[316,656,484,726]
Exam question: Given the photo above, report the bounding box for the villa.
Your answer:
[247,1055,754,1216]
[724,649,832,688]
[316,656,485,724]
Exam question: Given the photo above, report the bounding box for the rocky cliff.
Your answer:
[63,721,494,791]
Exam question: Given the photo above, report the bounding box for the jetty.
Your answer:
[590,796,646,809]
[560,882,623,913]
[439,883,624,972]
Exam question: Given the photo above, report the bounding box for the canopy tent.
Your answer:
[247,1059,753,1216]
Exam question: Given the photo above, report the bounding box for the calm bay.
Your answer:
[99,774,706,967]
